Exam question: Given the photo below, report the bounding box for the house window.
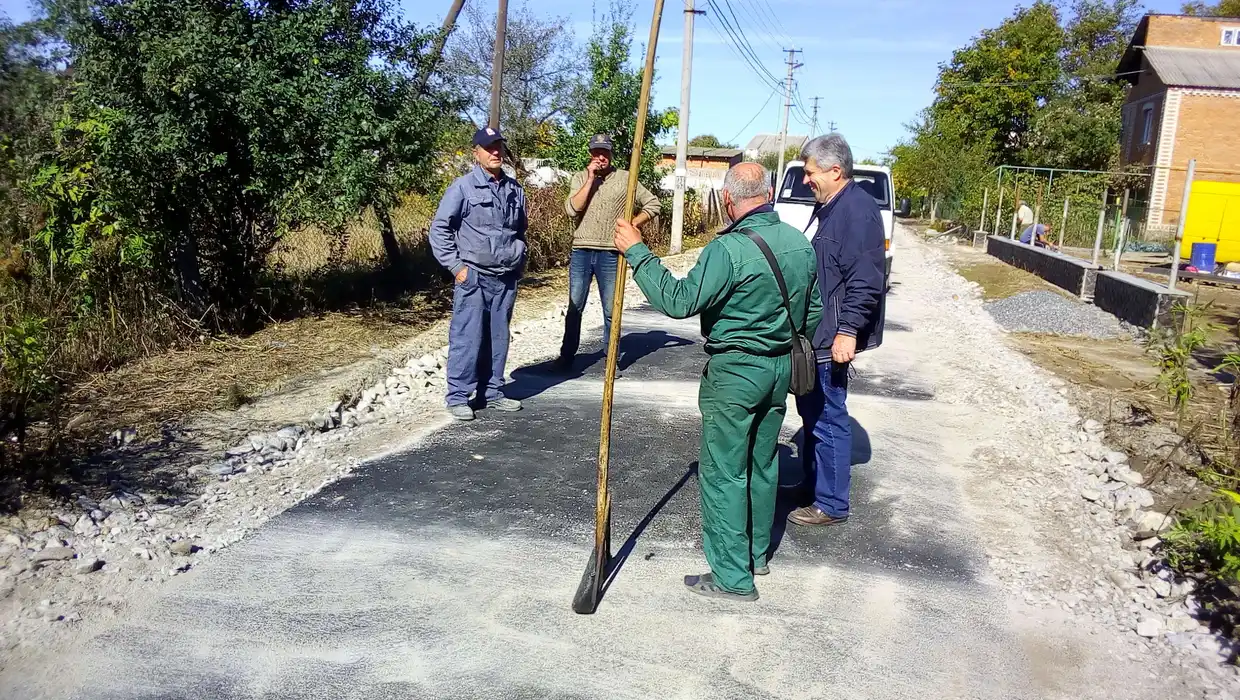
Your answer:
[1141,104,1155,146]
[1224,28,1240,46]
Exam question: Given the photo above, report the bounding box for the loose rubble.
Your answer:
[0,250,677,666]
[922,237,1239,694]
[985,290,1131,339]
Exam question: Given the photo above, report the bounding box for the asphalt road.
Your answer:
[17,290,1056,699]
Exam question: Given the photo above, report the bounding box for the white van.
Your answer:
[772,160,899,283]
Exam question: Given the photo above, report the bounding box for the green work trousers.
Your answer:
[697,351,790,594]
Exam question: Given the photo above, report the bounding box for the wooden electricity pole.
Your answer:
[488,0,508,129]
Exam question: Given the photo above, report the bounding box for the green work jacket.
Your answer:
[623,205,822,356]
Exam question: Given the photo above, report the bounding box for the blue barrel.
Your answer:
[1190,242,1217,272]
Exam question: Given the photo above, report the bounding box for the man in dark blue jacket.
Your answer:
[788,133,887,527]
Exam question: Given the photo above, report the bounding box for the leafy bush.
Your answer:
[1163,489,1240,582]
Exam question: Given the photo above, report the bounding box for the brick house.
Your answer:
[1118,13,1240,235]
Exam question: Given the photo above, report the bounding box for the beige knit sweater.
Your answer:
[563,168,661,250]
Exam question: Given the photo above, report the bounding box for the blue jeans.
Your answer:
[794,362,852,518]
[446,269,518,407]
[560,249,619,358]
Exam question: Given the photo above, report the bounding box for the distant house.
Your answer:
[658,145,743,191]
[1118,13,1240,234]
[744,134,807,161]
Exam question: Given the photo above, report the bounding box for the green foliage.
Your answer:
[45,0,454,319]
[895,1,1143,208]
[932,1,1063,164]
[0,314,53,407]
[688,134,733,149]
[549,2,674,195]
[890,109,993,217]
[1164,489,1240,582]
[1151,302,1215,421]
[442,2,580,161]
[756,145,802,175]
[1183,0,1240,15]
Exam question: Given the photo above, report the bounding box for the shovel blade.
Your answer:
[571,497,611,614]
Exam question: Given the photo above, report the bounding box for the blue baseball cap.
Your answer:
[473,127,506,147]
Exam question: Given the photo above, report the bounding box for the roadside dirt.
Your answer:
[933,238,1224,517]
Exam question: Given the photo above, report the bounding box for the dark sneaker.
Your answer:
[787,505,848,527]
[753,564,770,576]
[683,572,758,601]
[552,355,574,372]
[487,397,522,412]
[447,404,475,421]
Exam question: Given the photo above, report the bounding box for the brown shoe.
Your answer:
[787,505,848,526]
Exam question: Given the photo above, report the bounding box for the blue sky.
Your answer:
[2,0,1186,161]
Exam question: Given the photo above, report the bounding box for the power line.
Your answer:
[707,0,785,88]
[726,86,780,145]
[749,0,794,47]
[937,69,1145,89]
[736,0,788,53]
[727,0,782,55]
[702,10,784,93]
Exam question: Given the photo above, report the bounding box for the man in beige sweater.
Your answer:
[554,134,661,369]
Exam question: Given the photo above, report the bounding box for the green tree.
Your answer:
[756,145,801,175]
[0,13,65,246]
[931,1,1063,164]
[35,0,453,321]
[1183,0,1240,15]
[891,109,992,221]
[1022,0,1142,170]
[688,134,733,148]
[442,2,581,161]
[549,3,674,194]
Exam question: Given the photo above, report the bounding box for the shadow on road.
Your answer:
[505,330,695,401]
[602,463,697,596]
[768,419,871,560]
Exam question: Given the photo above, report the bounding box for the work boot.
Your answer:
[787,505,848,527]
[447,404,475,421]
[486,396,522,412]
[683,572,758,601]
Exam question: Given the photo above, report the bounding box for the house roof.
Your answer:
[659,146,743,159]
[1119,14,1240,78]
[1139,46,1240,89]
[743,134,808,154]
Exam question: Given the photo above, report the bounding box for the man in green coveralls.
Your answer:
[613,162,821,601]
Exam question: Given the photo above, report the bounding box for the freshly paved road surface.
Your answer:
[10,264,1095,699]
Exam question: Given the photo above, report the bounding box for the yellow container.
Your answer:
[1180,180,1240,263]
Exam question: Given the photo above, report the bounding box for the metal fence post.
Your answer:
[1169,158,1197,291]
[1009,181,1021,240]
[1113,219,1129,271]
[1091,190,1108,266]
[1058,197,1069,250]
[1029,182,1043,246]
[980,188,989,233]
[994,167,1004,235]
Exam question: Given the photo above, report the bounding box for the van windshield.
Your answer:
[778,166,891,208]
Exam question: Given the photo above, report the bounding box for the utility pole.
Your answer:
[809,96,820,135]
[416,0,467,94]
[671,0,704,255]
[488,0,508,129]
[827,120,837,132]
[776,48,802,188]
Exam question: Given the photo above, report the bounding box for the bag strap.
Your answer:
[739,229,799,335]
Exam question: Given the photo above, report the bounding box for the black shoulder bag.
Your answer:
[741,230,817,396]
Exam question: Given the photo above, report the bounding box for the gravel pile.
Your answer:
[985,290,1128,339]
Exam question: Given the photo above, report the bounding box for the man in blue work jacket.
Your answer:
[430,127,528,421]
[788,133,887,527]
